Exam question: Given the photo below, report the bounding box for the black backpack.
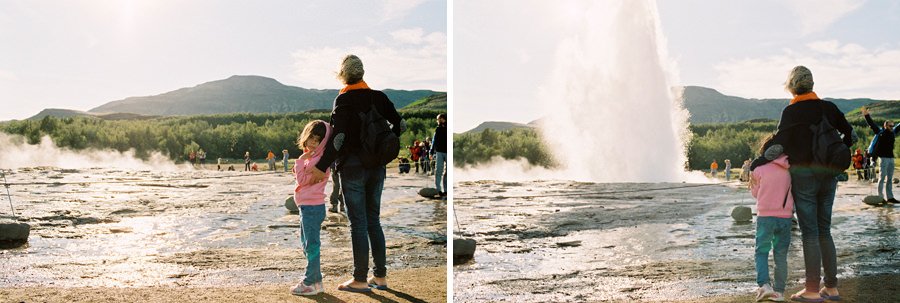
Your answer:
[357,100,400,168]
[810,103,851,176]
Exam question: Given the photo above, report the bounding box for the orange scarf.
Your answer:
[339,80,370,94]
[790,92,819,105]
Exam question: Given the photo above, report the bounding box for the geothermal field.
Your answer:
[452,179,900,302]
[0,165,446,302]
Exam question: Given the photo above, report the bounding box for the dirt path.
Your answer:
[0,267,446,303]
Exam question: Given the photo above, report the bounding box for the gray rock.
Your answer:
[0,220,30,248]
[731,206,753,222]
[284,196,299,213]
[863,195,885,206]
[419,187,440,198]
[453,237,476,265]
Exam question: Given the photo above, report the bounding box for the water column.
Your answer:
[540,0,694,182]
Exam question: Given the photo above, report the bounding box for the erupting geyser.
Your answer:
[540,0,694,182]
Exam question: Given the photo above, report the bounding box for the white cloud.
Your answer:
[291,31,446,91]
[786,0,865,35]
[390,27,425,44]
[714,40,900,99]
[382,0,425,22]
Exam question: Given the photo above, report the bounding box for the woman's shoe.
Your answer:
[819,287,841,301]
[790,289,824,302]
[367,277,389,290]
[337,279,372,293]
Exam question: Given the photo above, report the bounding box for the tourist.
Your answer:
[289,120,333,296]
[766,66,853,302]
[303,54,405,293]
[863,107,900,203]
[431,114,447,196]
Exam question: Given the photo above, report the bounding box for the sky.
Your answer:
[0,0,446,121]
[454,0,900,132]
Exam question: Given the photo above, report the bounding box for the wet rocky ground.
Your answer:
[453,179,900,302]
[0,167,446,289]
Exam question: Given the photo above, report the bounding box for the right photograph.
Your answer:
[451,1,900,302]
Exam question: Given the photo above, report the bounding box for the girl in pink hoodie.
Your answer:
[290,120,332,296]
[750,138,795,302]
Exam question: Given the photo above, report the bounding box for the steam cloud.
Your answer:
[0,133,184,171]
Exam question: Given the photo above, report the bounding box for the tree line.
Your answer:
[454,115,900,170]
[1,109,445,163]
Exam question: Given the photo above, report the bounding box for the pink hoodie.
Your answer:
[293,122,332,206]
[750,154,794,219]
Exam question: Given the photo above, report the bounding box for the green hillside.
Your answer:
[86,75,441,116]
[465,121,533,133]
[403,92,447,110]
[682,86,885,123]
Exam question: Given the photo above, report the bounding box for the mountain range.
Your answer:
[28,75,444,120]
[464,86,897,133]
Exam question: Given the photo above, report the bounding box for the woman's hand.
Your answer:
[299,147,312,160]
[862,107,870,116]
[305,167,326,185]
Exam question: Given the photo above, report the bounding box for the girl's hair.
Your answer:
[298,120,327,149]
[757,133,776,155]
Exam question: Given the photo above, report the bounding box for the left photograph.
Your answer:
[0,1,447,302]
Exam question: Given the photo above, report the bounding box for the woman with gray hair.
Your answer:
[764,66,853,302]
[303,54,405,293]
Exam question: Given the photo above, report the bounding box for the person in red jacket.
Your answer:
[409,141,421,173]
[852,148,865,180]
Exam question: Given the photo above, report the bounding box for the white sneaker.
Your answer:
[769,291,785,302]
[756,284,775,302]
[291,281,324,296]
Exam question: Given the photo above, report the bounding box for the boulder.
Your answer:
[453,237,477,265]
[284,196,299,213]
[863,195,885,206]
[418,187,441,198]
[0,220,30,248]
[731,206,753,222]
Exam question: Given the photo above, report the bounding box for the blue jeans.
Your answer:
[284,158,290,172]
[435,152,447,193]
[339,155,387,282]
[300,204,326,285]
[879,157,894,199]
[791,170,839,291]
[755,217,792,292]
[330,167,344,209]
